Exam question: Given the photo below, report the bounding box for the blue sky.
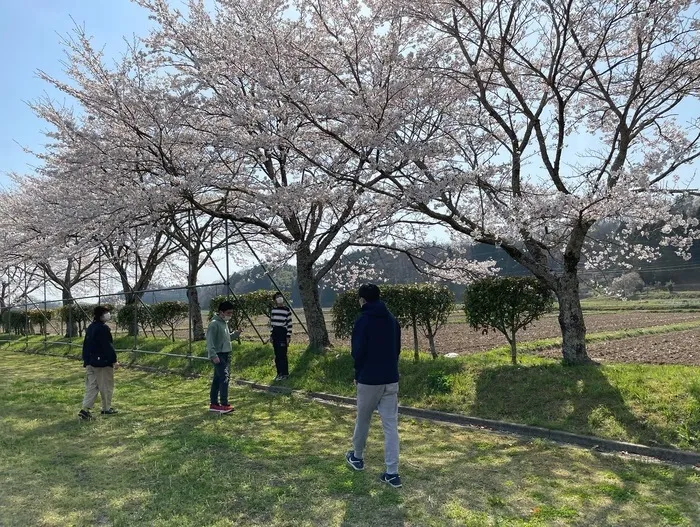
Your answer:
[0,0,152,188]
[1,1,697,192]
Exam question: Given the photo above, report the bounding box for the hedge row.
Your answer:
[331,284,455,360]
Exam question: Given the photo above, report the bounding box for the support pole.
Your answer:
[43,267,47,354]
[229,220,308,335]
[187,209,193,358]
[24,263,28,352]
[97,247,102,305]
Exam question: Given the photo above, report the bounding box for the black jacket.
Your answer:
[82,321,117,368]
[351,301,401,385]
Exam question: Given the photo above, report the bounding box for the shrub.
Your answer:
[116,303,153,337]
[27,309,53,335]
[150,301,190,341]
[427,372,453,394]
[464,277,553,365]
[209,290,284,337]
[331,284,455,361]
[1,310,29,335]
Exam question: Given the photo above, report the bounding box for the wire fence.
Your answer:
[0,280,285,362]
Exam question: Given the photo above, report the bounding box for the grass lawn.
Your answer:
[2,332,700,453]
[0,349,699,527]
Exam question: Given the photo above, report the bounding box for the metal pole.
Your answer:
[187,209,193,357]
[230,220,308,335]
[24,263,28,352]
[97,247,102,305]
[224,206,230,300]
[133,226,139,350]
[43,267,47,354]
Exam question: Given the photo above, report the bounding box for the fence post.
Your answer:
[24,264,28,352]
[187,209,193,358]
[43,267,47,354]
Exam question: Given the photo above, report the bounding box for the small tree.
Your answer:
[384,284,454,361]
[208,290,281,338]
[331,284,454,361]
[610,272,645,299]
[28,309,53,335]
[464,277,554,365]
[151,301,190,342]
[116,304,153,338]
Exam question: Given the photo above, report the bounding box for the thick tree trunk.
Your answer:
[62,289,78,338]
[296,252,330,350]
[124,293,140,338]
[555,272,591,365]
[187,259,205,341]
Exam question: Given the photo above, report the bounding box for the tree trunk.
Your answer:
[412,316,419,362]
[187,260,205,341]
[508,333,517,365]
[556,272,591,365]
[62,289,78,338]
[296,252,330,350]
[426,320,437,359]
[124,293,140,338]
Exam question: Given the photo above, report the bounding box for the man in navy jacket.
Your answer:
[345,284,403,488]
[79,306,119,420]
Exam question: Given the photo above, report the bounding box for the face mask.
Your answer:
[101,313,111,322]
[276,297,284,306]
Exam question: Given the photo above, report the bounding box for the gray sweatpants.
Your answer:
[352,382,400,474]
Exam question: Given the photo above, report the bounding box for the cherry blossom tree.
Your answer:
[256,0,700,364]
[27,7,406,350]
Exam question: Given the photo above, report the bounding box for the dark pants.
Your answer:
[210,353,231,405]
[271,328,289,376]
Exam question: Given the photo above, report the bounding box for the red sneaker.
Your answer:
[209,404,223,412]
[219,404,234,414]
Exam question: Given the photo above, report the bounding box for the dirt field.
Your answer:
[97,310,700,364]
[261,311,700,356]
[533,327,700,366]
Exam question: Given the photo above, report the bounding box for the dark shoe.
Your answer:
[346,451,364,471]
[219,404,234,414]
[101,408,118,415]
[78,409,93,421]
[380,473,402,488]
[209,404,223,412]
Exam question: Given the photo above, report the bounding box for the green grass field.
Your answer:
[0,349,698,527]
[2,332,700,452]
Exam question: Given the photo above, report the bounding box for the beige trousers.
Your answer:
[82,366,114,411]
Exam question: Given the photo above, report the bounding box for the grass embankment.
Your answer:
[2,327,699,452]
[0,350,698,527]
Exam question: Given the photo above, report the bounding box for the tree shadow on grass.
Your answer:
[473,363,666,447]
[2,360,699,527]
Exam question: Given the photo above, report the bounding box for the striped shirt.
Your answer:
[270,306,292,337]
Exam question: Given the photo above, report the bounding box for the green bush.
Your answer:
[116,303,153,336]
[464,277,554,365]
[331,284,455,360]
[1,310,29,335]
[209,290,283,336]
[151,301,190,341]
[27,309,53,335]
[427,372,453,394]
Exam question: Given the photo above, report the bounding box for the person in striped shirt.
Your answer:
[270,292,292,381]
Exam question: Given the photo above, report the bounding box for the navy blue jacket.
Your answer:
[351,301,401,385]
[82,320,117,368]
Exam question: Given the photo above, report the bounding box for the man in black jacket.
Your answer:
[345,284,403,488]
[79,306,119,420]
